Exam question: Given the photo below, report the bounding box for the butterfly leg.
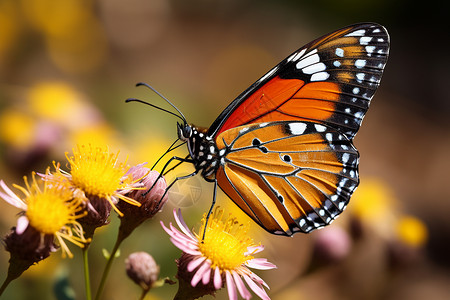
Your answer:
[143,155,193,197]
[201,179,218,242]
[154,169,199,212]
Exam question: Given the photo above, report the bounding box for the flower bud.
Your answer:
[116,165,168,239]
[313,226,351,263]
[125,252,160,291]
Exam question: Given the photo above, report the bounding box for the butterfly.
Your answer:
[128,23,390,236]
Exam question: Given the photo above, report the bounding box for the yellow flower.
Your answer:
[55,145,141,217]
[162,208,276,300]
[0,109,35,148]
[396,216,428,247]
[198,209,257,272]
[0,173,86,258]
[350,178,399,238]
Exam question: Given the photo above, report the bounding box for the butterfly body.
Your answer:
[150,23,389,236]
[178,123,221,182]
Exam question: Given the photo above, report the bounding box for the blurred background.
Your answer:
[0,0,449,299]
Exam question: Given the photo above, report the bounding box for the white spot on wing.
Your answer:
[333,60,341,67]
[342,153,350,163]
[302,62,326,74]
[360,36,372,45]
[346,29,365,37]
[288,48,306,62]
[365,45,375,54]
[314,124,326,132]
[296,53,320,69]
[335,48,344,57]
[355,59,366,68]
[239,127,249,134]
[311,71,329,81]
[356,73,365,82]
[288,123,307,135]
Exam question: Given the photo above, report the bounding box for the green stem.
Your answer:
[0,255,34,298]
[82,246,92,300]
[94,233,125,300]
[137,288,149,300]
[0,276,13,297]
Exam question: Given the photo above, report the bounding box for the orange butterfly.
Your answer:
[128,23,390,236]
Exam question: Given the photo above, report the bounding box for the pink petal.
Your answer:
[174,209,196,240]
[124,162,149,178]
[214,267,222,290]
[247,271,270,289]
[161,221,198,249]
[170,238,201,255]
[243,274,270,300]
[16,216,29,235]
[187,256,206,272]
[202,263,212,285]
[225,271,238,300]
[0,180,27,210]
[245,245,264,256]
[232,270,252,300]
[191,260,211,287]
[246,258,277,270]
[168,223,198,245]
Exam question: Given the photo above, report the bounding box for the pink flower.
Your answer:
[161,208,276,300]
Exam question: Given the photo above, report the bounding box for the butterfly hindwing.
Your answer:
[215,121,359,236]
[209,23,389,140]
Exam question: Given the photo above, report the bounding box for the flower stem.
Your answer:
[138,288,149,300]
[0,255,34,297]
[0,276,13,297]
[82,246,92,300]
[94,233,125,300]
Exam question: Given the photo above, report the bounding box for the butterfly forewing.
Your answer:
[209,23,389,140]
[215,121,359,236]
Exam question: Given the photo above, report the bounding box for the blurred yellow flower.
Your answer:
[351,178,398,221]
[0,0,20,64]
[21,0,88,37]
[350,178,399,237]
[21,0,108,74]
[69,123,119,151]
[396,216,428,247]
[28,81,84,123]
[0,109,35,148]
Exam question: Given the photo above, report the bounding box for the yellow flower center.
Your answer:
[26,187,75,234]
[197,209,255,272]
[67,145,129,198]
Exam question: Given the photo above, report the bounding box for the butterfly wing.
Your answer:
[208,23,389,140]
[215,121,359,236]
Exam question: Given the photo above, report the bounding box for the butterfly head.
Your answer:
[177,122,193,141]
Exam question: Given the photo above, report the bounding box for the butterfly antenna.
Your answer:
[135,82,187,123]
[125,97,184,122]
